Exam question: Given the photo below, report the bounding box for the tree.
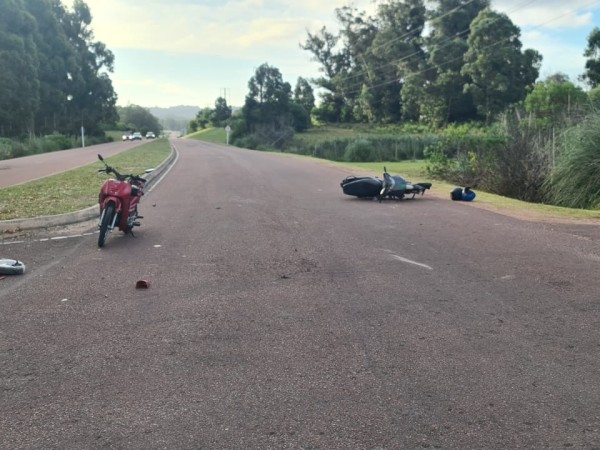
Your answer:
[293,77,315,118]
[416,0,489,125]
[0,0,118,138]
[525,77,588,129]
[240,63,303,147]
[118,105,161,135]
[301,26,352,122]
[193,107,213,130]
[462,8,541,123]
[25,0,75,135]
[0,0,40,136]
[62,0,118,136]
[212,97,231,125]
[244,63,292,129]
[582,27,600,88]
[360,0,427,123]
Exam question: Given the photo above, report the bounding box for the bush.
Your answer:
[0,133,108,161]
[488,114,552,202]
[344,139,375,162]
[290,133,438,162]
[544,112,600,209]
[424,123,503,187]
[0,138,12,160]
[0,138,28,160]
[42,133,73,151]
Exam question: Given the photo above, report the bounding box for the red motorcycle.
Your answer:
[96,154,153,247]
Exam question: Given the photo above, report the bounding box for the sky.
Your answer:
[63,0,600,109]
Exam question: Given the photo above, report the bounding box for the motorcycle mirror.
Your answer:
[98,154,104,161]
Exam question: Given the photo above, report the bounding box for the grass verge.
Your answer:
[186,127,229,144]
[0,139,171,221]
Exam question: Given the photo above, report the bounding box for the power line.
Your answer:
[312,0,596,99]
[338,0,541,91]
[351,0,598,96]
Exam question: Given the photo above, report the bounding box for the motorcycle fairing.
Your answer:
[341,176,382,198]
[341,168,432,200]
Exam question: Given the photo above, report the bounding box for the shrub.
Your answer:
[424,123,503,187]
[344,139,375,162]
[0,138,12,160]
[290,133,438,162]
[544,112,600,209]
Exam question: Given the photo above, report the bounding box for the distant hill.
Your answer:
[148,105,199,131]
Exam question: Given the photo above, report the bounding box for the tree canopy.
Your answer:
[302,0,542,127]
[0,0,117,138]
[582,27,600,88]
[117,105,161,135]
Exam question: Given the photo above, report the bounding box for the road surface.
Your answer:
[1,139,599,449]
[0,139,148,188]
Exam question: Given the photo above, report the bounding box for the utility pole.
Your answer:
[220,88,230,105]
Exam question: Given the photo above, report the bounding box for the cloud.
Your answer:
[61,0,600,107]
[495,0,600,29]
[521,29,587,81]
[66,0,352,57]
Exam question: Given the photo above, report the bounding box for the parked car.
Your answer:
[131,132,143,141]
[145,131,156,139]
[122,133,130,141]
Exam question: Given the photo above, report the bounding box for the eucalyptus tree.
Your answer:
[293,77,315,118]
[400,0,488,126]
[582,27,600,88]
[333,5,379,121]
[241,63,298,145]
[303,1,427,124]
[462,8,541,123]
[301,26,350,122]
[359,0,426,123]
[213,96,232,125]
[61,0,118,136]
[24,0,76,134]
[0,0,40,136]
[118,105,161,135]
[426,0,489,124]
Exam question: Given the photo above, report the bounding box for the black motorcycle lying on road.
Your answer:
[341,167,432,201]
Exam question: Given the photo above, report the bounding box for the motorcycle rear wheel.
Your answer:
[98,202,115,247]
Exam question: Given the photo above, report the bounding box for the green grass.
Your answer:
[339,161,428,180]
[0,139,171,221]
[186,127,229,144]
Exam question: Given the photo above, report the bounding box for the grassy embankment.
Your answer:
[189,125,600,221]
[186,127,230,144]
[0,139,171,221]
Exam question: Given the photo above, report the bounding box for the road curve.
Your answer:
[0,139,149,188]
[0,139,599,449]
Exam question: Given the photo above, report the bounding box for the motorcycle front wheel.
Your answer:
[98,202,115,247]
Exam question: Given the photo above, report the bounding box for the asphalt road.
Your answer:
[0,139,148,188]
[1,139,599,449]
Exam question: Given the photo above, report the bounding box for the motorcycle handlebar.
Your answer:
[97,159,145,183]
